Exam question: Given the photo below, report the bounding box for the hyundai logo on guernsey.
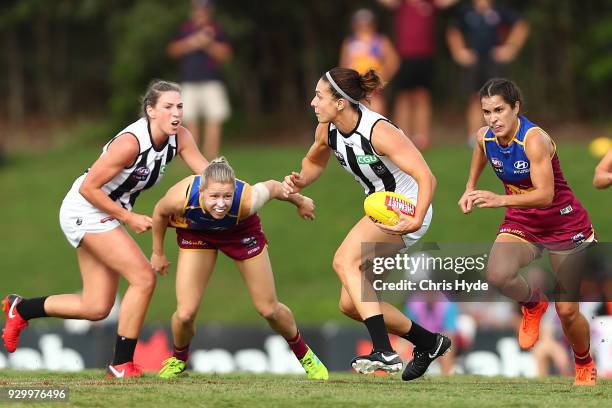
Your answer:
[491,158,504,173]
[513,160,530,174]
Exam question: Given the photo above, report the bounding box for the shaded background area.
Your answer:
[1,0,611,148]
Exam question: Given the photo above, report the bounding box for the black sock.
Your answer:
[16,297,49,320]
[363,314,393,352]
[402,321,437,350]
[112,335,138,365]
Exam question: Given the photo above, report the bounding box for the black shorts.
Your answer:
[394,58,434,91]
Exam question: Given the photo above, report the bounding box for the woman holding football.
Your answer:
[282,67,449,381]
[458,77,596,386]
[2,80,208,378]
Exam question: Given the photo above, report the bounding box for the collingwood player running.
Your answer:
[2,80,207,378]
[282,67,450,381]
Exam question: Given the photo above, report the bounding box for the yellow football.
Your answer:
[364,191,416,226]
[589,137,612,158]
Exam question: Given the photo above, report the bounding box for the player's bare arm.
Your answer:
[459,127,488,214]
[372,120,434,234]
[257,180,315,221]
[593,148,612,189]
[177,126,209,174]
[283,123,331,196]
[151,176,194,275]
[79,133,152,234]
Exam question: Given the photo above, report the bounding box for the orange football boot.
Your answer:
[518,294,548,350]
[573,360,597,386]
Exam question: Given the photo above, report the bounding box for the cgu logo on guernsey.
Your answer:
[385,196,416,216]
[357,154,379,165]
[513,160,530,174]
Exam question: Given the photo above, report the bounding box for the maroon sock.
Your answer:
[173,343,190,362]
[287,331,309,360]
[520,288,540,309]
[573,346,593,365]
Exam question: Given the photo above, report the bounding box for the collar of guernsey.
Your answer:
[483,115,545,185]
[169,176,246,231]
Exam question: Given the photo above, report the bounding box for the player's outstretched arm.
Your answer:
[248,181,315,221]
[282,123,331,196]
[593,149,612,189]
[177,126,208,174]
[151,176,193,275]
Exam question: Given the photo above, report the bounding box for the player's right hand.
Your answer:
[458,190,474,214]
[282,172,302,197]
[125,213,153,233]
[151,253,171,276]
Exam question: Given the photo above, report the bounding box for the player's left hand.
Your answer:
[468,190,506,208]
[375,207,423,235]
[296,195,316,220]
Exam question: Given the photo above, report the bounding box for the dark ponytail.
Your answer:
[322,67,383,107]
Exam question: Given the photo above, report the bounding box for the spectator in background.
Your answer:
[167,0,232,160]
[339,8,399,115]
[446,0,529,147]
[378,0,459,151]
[593,148,612,189]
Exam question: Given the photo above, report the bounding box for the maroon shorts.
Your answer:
[175,214,267,261]
[498,220,595,253]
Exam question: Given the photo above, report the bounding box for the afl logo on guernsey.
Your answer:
[132,166,151,181]
[491,158,504,173]
[334,151,347,167]
[513,160,530,174]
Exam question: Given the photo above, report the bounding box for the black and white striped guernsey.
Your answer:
[328,104,419,200]
[69,118,177,211]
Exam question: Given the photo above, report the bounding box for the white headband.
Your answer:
[325,71,359,105]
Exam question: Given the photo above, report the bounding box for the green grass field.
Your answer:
[0,371,609,407]
[0,141,609,323]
